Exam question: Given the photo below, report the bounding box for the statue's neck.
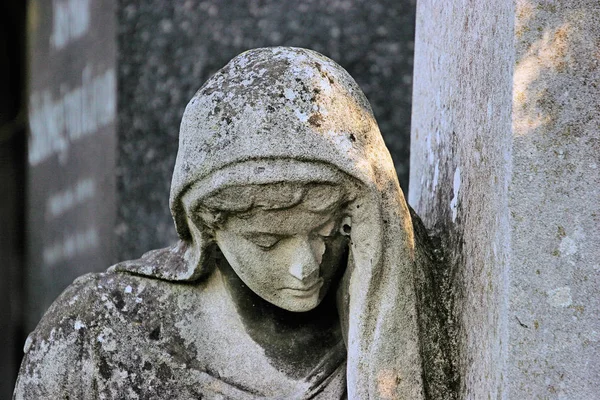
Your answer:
[215,250,344,379]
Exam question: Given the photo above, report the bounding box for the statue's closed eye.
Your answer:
[244,233,281,250]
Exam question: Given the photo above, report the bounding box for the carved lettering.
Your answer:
[46,178,96,220]
[50,0,91,50]
[42,226,99,266]
[28,67,116,166]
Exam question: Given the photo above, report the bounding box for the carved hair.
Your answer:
[189,182,353,229]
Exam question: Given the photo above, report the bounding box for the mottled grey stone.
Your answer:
[410,1,600,398]
[116,0,415,261]
[508,2,600,397]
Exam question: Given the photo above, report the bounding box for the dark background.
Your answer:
[0,2,26,396]
[0,1,416,396]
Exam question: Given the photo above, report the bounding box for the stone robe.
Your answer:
[14,246,347,399]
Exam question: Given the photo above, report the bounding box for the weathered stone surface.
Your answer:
[509,3,600,397]
[411,1,600,398]
[410,3,513,398]
[15,249,348,399]
[116,0,416,262]
[16,47,454,399]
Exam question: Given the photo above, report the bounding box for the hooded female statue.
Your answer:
[14,48,456,399]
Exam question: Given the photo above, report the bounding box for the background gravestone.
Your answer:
[26,0,117,330]
[116,0,416,260]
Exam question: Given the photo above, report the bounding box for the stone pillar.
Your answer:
[410,1,599,398]
[508,3,600,397]
[26,0,117,330]
[116,0,416,260]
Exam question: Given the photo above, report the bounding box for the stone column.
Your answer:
[410,1,599,398]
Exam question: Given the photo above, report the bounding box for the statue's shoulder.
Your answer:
[28,271,109,340]
[32,250,189,341]
[108,241,200,281]
[14,248,202,398]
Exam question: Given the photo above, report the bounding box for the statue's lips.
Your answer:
[281,279,324,298]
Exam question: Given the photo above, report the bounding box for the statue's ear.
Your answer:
[340,216,352,237]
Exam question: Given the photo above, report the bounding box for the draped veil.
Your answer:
[116,47,425,399]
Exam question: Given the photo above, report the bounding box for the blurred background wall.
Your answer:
[25,0,118,333]
[1,0,416,396]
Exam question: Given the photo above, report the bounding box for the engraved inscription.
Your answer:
[28,66,116,166]
[46,178,96,220]
[42,226,99,266]
[51,0,91,50]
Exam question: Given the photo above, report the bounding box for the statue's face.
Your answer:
[214,206,348,312]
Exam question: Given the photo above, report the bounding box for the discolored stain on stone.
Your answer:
[308,113,324,127]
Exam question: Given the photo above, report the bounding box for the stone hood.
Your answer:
[113,47,426,399]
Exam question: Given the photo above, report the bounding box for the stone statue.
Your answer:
[15,48,456,399]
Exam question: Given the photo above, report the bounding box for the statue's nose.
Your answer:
[288,238,321,282]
